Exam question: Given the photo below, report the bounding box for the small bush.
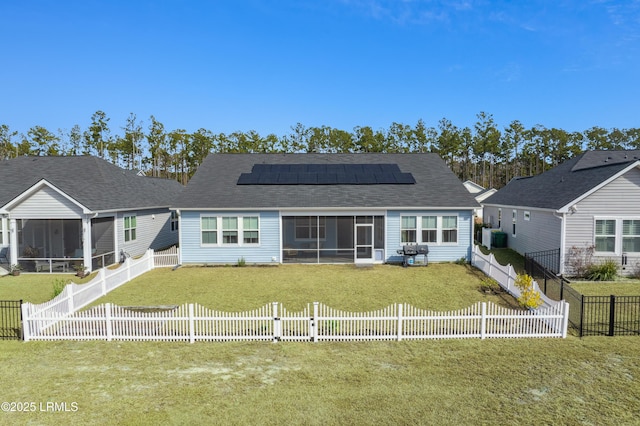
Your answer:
[52,278,69,299]
[514,274,543,309]
[585,259,618,281]
[237,257,246,267]
[454,257,468,265]
[479,277,500,294]
[565,244,595,277]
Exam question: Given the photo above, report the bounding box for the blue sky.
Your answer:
[1,0,639,138]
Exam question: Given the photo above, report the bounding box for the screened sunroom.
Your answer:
[282,215,385,264]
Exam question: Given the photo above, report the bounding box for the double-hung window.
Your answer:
[170,211,179,232]
[401,216,417,243]
[595,219,616,252]
[243,217,259,244]
[124,215,137,242]
[201,217,218,244]
[421,216,437,243]
[623,220,640,252]
[441,216,458,243]
[222,217,238,244]
[202,216,259,245]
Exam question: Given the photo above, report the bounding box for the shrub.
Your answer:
[52,278,69,299]
[565,244,595,278]
[237,257,246,267]
[479,277,501,294]
[514,274,543,309]
[585,259,618,281]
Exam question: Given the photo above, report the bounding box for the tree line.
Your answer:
[1,111,639,187]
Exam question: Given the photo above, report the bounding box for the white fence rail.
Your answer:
[471,245,569,337]
[153,245,179,267]
[23,300,568,342]
[21,249,160,340]
[21,245,569,341]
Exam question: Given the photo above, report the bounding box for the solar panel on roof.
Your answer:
[236,163,415,185]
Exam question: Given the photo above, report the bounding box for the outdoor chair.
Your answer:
[0,247,9,264]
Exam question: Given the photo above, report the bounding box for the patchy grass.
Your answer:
[0,274,88,304]
[1,337,639,425]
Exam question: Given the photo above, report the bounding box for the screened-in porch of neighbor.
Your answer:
[16,217,116,273]
[282,215,384,263]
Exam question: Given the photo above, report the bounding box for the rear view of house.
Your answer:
[0,156,183,273]
[483,150,640,276]
[173,153,478,265]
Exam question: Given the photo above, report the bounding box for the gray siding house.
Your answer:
[173,153,479,265]
[0,156,183,273]
[483,150,640,276]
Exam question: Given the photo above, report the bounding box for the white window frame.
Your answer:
[222,217,239,244]
[400,216,417,244]
[524,211,531,221]
[124,214,137,242]
[243,216,260,245]
[441,215,458,244]
[512,210,517,237]
[402,214,460,246]
[421,216,437,243]
[622,219,640,253]
[201,216,218,245]
[200,215,261,247]
[170,211,179,232]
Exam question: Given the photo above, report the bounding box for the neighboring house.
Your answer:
[0,156,183,273]
[482,150,640,276]
[462,180,497,221]
[173,153,479,265]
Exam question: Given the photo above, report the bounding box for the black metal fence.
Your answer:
[525,248,561,275]
[526,254,640,337]
[0,300,23,340]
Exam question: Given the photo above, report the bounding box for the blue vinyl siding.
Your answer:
[180,210,280,264]
[386,210,473,263]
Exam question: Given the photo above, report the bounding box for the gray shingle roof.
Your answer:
[174,153,479,209]
[0,156,183,211]
[483,150,640,210]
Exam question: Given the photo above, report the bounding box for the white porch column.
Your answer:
[83,215,93,272]
[9,218,18,264]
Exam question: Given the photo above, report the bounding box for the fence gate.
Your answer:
[0,300,23,340]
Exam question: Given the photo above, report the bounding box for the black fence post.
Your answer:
[19,299,23,341]
[608,295,616,337]
[580,294,585,338]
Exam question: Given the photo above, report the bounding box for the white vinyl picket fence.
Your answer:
[471,245,570,336]
[153,245,180,267]
[23,300,568,342]
[21,245,569,342]
[21,248,177,339]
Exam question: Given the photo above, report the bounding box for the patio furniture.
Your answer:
[0,247,8,264]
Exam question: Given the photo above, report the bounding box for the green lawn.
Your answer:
[0,273,94,304]
[87,263,515,311]
[2,264,639,425]
[569,280,640,297]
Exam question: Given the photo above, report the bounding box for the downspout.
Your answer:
[176,210,182,265]
[553,211,566,275]
[9,218,18,266]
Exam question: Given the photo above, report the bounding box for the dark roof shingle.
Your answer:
[0,156,183,211]
[174,153,478,209]
[484,150,640,210]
